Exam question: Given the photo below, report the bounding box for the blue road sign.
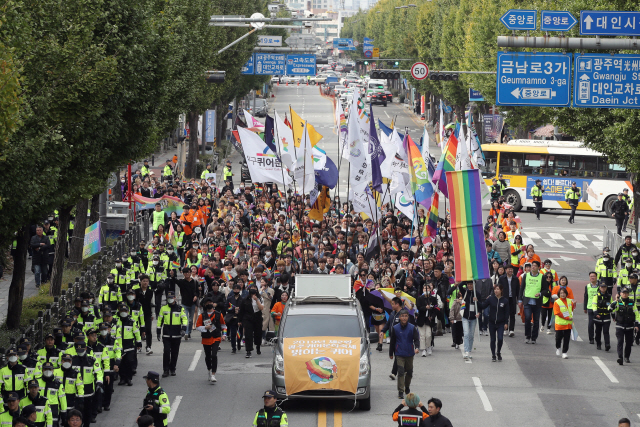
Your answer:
[580,11,640,36]
[364,37,374,43]
[205,110,215,143]
[469,89,484,102]
[241,54,254,75]
[286,54,316,76]
[333,38,355,51]
[541,10,577,31]
[496,52,572,107]
[573,54,640,109]
[500,9,537,31]
[254,53,285,75]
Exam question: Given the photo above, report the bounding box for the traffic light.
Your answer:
[428,72,459,82]
[205,71,226,83]
[394,61,399,67]
[364,61,369,65]
[370,69,401,79]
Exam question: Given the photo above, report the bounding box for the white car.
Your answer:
[270,76,281,83]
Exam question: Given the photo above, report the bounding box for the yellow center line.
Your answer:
[334,406,342,427]
[318,403,327,427]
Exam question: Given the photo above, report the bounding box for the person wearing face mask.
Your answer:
[97,322,121,412]
[225,283,244,354]
[595,248,616,296]
[77,301,96,333]
[53,355,82,415]
[34,362,65,427]
[19,380,52,427]
[99,274,123,313]
[163,244,180,277]
[617,258,636,295]
[262,249,275,270]
[85,328,107,419]
[113,304,141,387]
[110,258,131,298]
[276,233,293,255]
[125,290,146,346]
[238,284,264,358]
[195,298,227,383]
[70,341,102,423]
[146,254,167,318]
[127,248,144,282]
[37,334,63,370]
[137,240,150,271]
[17,345,40,381]
[0,349,29,400]
[157,291,187,378]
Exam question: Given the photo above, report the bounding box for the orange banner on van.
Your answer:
[283,337,361,396]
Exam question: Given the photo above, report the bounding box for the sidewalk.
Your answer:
[0,270,41,326]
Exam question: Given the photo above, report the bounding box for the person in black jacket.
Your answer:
[611,193,630,236]
[480,284,510,361]
[432,266,449,335]
[392,392,429,426]
[135,275,154,355]
[416,283,439,357]
[498,265,520,337]
[424,397,453,427]
[29,226,50,288]
[177,267,199,340]
[238,284,264,358]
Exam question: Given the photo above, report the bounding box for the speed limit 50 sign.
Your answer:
[411,62,429,80]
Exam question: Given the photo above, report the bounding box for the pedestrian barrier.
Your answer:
[0,213,149,362]
[603,225,624,252]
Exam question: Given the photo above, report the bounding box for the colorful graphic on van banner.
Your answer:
[282,337,360,395]
[525,177,594,202]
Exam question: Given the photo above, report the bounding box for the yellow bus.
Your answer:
[480,139,631,216]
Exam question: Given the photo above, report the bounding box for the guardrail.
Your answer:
[1,213,150,358]
[603,225,624,253]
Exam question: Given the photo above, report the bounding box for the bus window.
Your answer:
[547,155,571,176]
[570,156,597,177]
[480,151,497,178]
[523,154,547,175]
[499,152,524,174]
[597,157,628,179]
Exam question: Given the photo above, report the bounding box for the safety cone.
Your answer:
[277,80,280,86]
[286,81,288,86]
[297,81,299,86]
[306,80,309,86]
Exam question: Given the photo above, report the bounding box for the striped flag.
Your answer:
[423,194,439,240]
[432,134,459,197]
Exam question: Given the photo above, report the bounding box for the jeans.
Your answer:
[555,329,571,353]
[524,303,541,341]
[462,317,477,354]
[395,356,414,392]
[480,307,489,331]
[182,304,195,335]
[33,263,48,286]
[488,322,506,357]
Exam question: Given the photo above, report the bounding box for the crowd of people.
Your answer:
[10,154,640,427]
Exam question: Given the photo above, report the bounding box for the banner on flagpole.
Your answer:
[82,221,102,260]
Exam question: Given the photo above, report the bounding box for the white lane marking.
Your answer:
[188,350,202,372]
[548,233,564,240]
[472,377,493,411]
[385,111,390,118]
[593,356,619,383]
[573,234,589,241]
[543,239,564,248]
[594,235,603,240]
[566,240,587,249]
[167,395,183,423]
[523,231,541,240]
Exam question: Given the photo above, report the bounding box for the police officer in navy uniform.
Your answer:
[252,390,288,427]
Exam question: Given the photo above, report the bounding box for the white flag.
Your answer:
[294,121,315,193]
[395,192,414,219]
[274,111,295,170]
[350,186,379,220]
[347,97,372,190]
[238,127,292,185]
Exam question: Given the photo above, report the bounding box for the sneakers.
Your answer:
[562,353,568,359]
[170,370,176,376]
[525,338,531,344]
[389,374,396,380]
[463,352,469,360]
[618,358,624,365]
[137,347,142,353]
[625,358,631,363]
[509,331,514,337]
[162,371,169,378]
[246,352,252,358]
[386,338,390,344]
[427,347,432,356]
[455,344,460,350]
[398,391,404,399]
[492,356,496,362]
[146,347,153,355]
[546,328,552,335]
[421,350,427,357]
[497,353,502,362]
[531,340,536,345]
[540,326,545,332]
[210,373,217,383]
[556,348,561,357]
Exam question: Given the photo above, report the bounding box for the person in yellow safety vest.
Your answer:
[53,354,83,413]
[152,203,167,235]
[110,258,131,297]
[540,260,558,283]
[530,179,545,220]
[0,348,30,401]
[498,174,508,195]
[610,287,640,365]
[138,371,171,427]
[19,379,53,427]
[99,274,123,312]
[583,272,600,344]
[141,160,150,179]
[200,164,213,180]
[162,160,173,183]
[592,282,613,351]
[510,235,525,268]
[617,258,636,294]
[223,160,233,189]
[553,287,575,359]
[0,392,22,425]
[505,221,521,244]
[157,291,188,377]
[36,361,67,426]
[595,248,616,296]
[565,181,581,224]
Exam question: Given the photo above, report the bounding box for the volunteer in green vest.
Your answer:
[593,282,613,351]
[583,272,600,345]
[530,179,545,220]
[141,160,150,179]
[610,287,640,365]
[518,260,550,344]
[498,174,508,195]
[565,181,581,224]
[223,160,233,190]
[553,287,575,359]
[200,163,213,180]
[152,203,167,235]
[162,160,173,183]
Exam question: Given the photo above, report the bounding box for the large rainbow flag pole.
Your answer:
[446,169,490,282]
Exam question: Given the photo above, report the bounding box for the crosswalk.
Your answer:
[521,231,603,252]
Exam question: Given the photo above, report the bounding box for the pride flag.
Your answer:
[82,221,102,260]
[404,134,434,209]
[446,170,490,281]
[132,194,185,215]
[424,194,439,240]
[432,134,459,197]
[171,260,180,270]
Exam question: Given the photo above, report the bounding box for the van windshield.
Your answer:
[368,83,384,90]
[282,314,362,338]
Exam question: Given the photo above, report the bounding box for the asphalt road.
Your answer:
[100,88,640,426]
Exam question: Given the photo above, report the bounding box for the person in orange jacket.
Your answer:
[519,245,541,269]
[553,287,576,359]
[195,297,227,383]
[270,291,289,334]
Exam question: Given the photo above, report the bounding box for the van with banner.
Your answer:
[271,275,376,411]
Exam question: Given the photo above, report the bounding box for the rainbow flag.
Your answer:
[277,190,284,199]
[232,233,240,246]
[251,239,260,250]
[391,244,399,252]
[273,270,281,279]
[446,170,491,281]
[171,260,180,270]
[223,271,233,282]
[233,247,239,259]
[404,134,434,209]
[432,134,459,197]
[424,194,439,239]
[82,221,102,260]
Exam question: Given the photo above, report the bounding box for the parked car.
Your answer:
[270,76,281,84]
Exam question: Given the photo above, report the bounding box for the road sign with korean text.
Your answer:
[580,11,640,36]
[573,54,640,109]
[541,11,577,32]
[286,54,316,76]
[254,53,286,75]
[500,9,537,31]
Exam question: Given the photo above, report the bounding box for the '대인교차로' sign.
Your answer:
[283,337,360,395]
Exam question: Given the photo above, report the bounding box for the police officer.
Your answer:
[0,349,29,401]
[52,354,82,414]
[593,282,613,352]
[611,192,630,236]
[19,379,53,427]
[77,301,97,332]
[617,259,635,295]
[223,160,233,190]
[157,291,187,377]
[135,274,154,355]
[125,288,146,357]
[584,272,600,345]
[111,257,131,297]
[70,341,102,423]
[622,188,632,232]
[99,274,123,312]
[37,334,62,369]
[139,371,170,427]
[252,390,288,427]
[530,179,545,220]
[97,323,120,412]
[85,327,107,418]
[141,160,150,179]
[36,362,65,427]
[595,248,616,296]
[611,287,640,365]
[200,163,213,180]
[138,240,150,271]
[565,181,581,224]
[115,303,142,386]
[0,392,21,424]
[44,220,57,283]
[147,254,166,318]
[163,160,173,184]
[127,247,144,283]
[17,345,39,381]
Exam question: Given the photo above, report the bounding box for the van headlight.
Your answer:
[359,354,369,376]
[274,354,284,375]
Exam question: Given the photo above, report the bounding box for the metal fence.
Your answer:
[2,213,150,356]
[603,225,624,254]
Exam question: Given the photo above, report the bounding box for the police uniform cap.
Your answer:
[118,303,129,311]
[74,332,86,340]
[17,345,27,354]
[630,273,638,280]
[152,255,160,260]
[103,309,113,317]
[61,320,71,327]
[18,337,30,346]
[27,379,39,389]
[5,392,18,402]
[262,390,277,398]
[81,300,89,307]
[621,287,631,293]
[74,341,86,349]
[166,291,176,298]
[619,192,625,196]
[99,323,109,331]
[7,349,17,357]
[45,333,55,340]
[623,188,629,192]
[74,296,83,302]
[115,257,122,263]
[126,288,135,295]
[603,247,610,252]
[143,371,160,382]
[61,354,72,361]
[86,327,97,336]
[42,362,54,370]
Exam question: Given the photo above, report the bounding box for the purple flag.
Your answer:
[369,104,386,192]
